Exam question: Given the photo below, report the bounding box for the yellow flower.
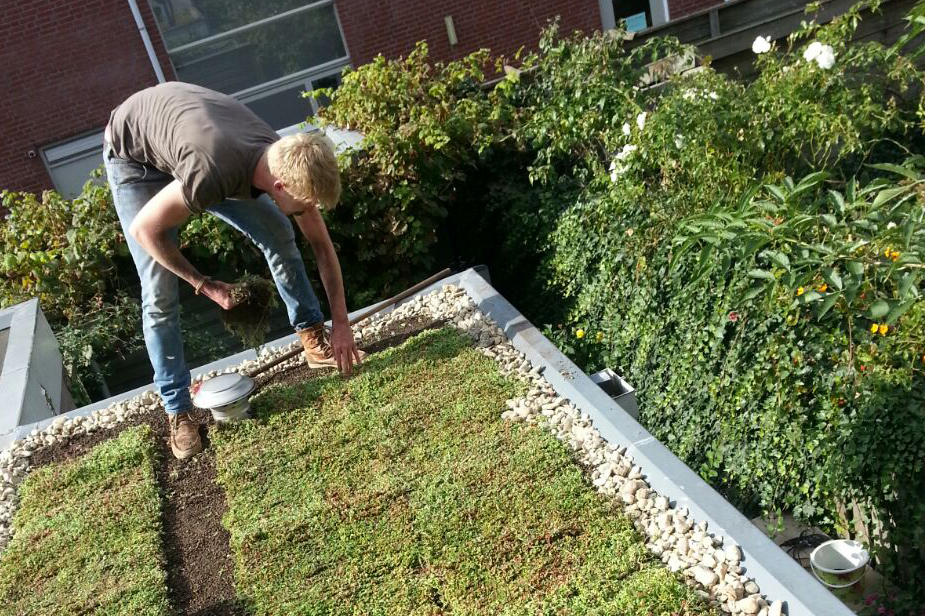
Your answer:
[576,329,585,339]
[884,247,892,257]
[870,323,879,334]
[879,324,889,336]
[595,331,604,342]
[817,283,827,292]
[797,287,805,296]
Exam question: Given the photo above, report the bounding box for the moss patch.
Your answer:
[0,425,170,615]
[214,327,712,615]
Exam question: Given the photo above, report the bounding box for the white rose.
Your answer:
[636,111,647,131]
[803,41,823,63]
[752,36,771,54]
[814,45,836,69]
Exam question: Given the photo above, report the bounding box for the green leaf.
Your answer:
[867,299,890,319]
[748,269,776,280]
[744,284,768,300]
[867,162,920,181]
[821,214,839,228]
[829,190,846,215]
[898,272,917,299]
[872,186,909,208]
[766,184,787,203]
[846,261,864,277]
[798,290,823,304]
[817,293,840,319]
[822,268,843,291]
[765,251,790,271]
[886,300,915,325]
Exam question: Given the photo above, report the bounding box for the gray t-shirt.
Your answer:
[107,82,278,213]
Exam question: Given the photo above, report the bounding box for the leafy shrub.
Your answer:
[529,2,925,602]
[0,174,140,402]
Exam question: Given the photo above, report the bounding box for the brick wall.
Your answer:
[0,0,173,194]
[667,0,724,20]
[335,0,603,67]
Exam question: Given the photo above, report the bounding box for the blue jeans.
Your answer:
[104,146,324,413]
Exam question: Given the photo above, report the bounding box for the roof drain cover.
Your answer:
[192,372,255,422]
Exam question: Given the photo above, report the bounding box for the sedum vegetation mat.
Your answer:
[0,426,170,615]
[213,328,712,615]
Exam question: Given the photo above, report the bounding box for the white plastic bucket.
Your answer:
[809,539,869,589]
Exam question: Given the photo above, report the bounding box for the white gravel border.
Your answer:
[0,284,781,616]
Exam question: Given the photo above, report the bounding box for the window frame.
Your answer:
[148,0,351,116]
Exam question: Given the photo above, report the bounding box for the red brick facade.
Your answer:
[335,0,601,67]
[1,0,174,195]
[3,0,721,195]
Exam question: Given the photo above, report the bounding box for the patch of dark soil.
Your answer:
[31,407,246,615]
[26,310,445,614]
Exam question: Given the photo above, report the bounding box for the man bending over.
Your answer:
[104,81,362,459]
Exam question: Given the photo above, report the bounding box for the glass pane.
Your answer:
[309,72,342,109]
[150,0,316,49]
[170,4,346,94]
[245,85,314,130]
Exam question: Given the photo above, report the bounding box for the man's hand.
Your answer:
[330,322,362,376]
[199,279,240,311]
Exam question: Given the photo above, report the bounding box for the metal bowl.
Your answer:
[192,373,255,422]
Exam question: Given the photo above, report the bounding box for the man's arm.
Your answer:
[293,206,360,374]
[128,180,236,309]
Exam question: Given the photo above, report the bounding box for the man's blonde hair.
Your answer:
[267,132,341,210]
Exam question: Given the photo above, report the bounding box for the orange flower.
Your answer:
[879,324,889,336]
[818,283,828,292]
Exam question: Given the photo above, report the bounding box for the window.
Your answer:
[42,132,105,199]
[613,0,653,31]
[601,1,669,32]
[148,0,350,129]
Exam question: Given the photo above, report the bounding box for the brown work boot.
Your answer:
[299,323,366,370]
[168,412,203,460]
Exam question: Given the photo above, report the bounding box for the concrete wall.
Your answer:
[0,300,74,437]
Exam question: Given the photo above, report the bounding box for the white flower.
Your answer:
[609,158,626,182]
[887,222,897,229]
[803,41,823,63]
[616,144,638,161]
[708,91,718,100]
[752,35,771,54]
[636,112,647,131]
[815,45,836,69]
[622,122,631,136]
[682,89,696,101]
[674,134,685,149]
